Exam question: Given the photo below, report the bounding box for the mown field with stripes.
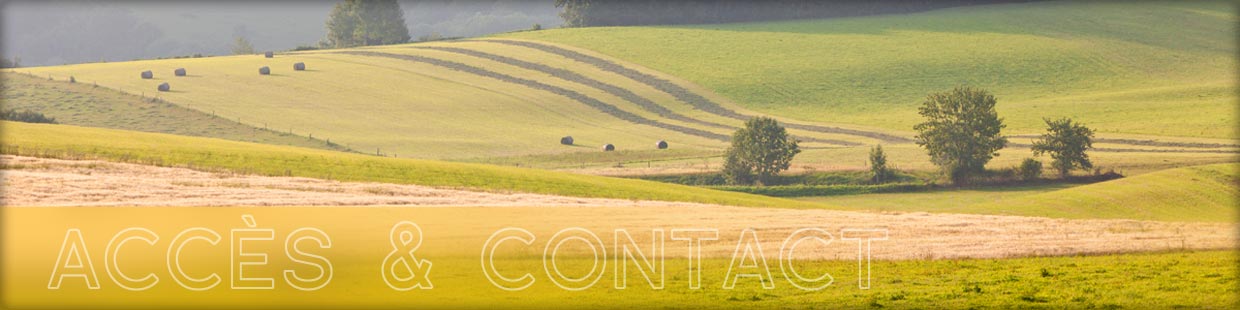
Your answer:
[7,31,1235,174]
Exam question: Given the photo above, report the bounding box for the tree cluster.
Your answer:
[913,87,1095,185]
[324,0,411,48]
[0,57,18,68]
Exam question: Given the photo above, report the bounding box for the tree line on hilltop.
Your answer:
[555,0,1035,27]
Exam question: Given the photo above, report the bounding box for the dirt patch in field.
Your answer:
[0,155,708,208]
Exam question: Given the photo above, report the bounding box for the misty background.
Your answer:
[1,0,560,67]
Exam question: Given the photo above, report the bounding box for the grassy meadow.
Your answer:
[506,1,1237,139]
[0,121,819,209]
[5,206,1237,309]
[801,163,1239,222]
[1,1,1239,309]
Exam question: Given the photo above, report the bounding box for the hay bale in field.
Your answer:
[656,140,668,149]
[265,51,274,58]
[157,82,170,92]
[259,66,270,75]
[140,70,153,79]
[560,136,574,145]
[602,144,615,152]
[174,68,186,76]
[293,62,306,71]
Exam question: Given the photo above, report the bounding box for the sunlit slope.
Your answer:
[8,39,898,162]
[505,1,1237,139]
[0,121,825,208]
[1,72,347,151]
[955,163,1239,222]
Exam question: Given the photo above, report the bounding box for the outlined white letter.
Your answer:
[284,227,333,291]
[614,229,664,289]
[543,227,606,291]
[841,228,888,290]
[48,229,100,290]
[723,228,774,289]
[670,228,718,289]
[105,227,160,291]
[482,227,536,291]
[779,228,834,291]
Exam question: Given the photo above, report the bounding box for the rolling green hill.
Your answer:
[5,0,1235,175]
[961,163,1239,222]
[505,0,1237,139]
[0,121,822,209]
[6,39,893,164]
[803,163,1239,222]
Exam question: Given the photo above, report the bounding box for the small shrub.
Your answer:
[531,23,543,31]
[0,109,57,124]
[1019,158,1043,181]
[869,144,894,184]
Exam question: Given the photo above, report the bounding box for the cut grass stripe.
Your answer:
[330,50,733,142]
[482,39,913,143]
[415,45,862,146]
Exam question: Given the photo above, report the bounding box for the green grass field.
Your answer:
[0,121,823,209]
[801,163,1239,222]
[5,37,892,164]
[6,1,1235,176]
[506,0,1237,139]
[5,205,1235,309]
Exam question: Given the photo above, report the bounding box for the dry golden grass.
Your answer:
[4,155,1233,260]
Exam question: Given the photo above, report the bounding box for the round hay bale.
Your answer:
[293,62,306,71]
[264,51,274,58]
[157,82,170,92]
[602,144,615,152]
[560,136,574,145]
[259,66,270,75]
[174,68,186,76]
[140,70,153,79]
[656,140,668,149]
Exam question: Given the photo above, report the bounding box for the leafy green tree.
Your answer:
[914,86,1008,185]
[231,36,256,55]
[1032,118,1094,177]
[554,0,590,27]
[869,144,894,184]
[325,1,360,48]
[723,117,801,186]
[325,0,410,48]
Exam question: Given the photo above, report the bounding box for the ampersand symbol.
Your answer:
[382,221,433,290]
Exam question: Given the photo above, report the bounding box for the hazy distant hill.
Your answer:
[1,0,559,67]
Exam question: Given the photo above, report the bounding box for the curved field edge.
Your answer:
[0,121,823,209]
[954,163,1239,222]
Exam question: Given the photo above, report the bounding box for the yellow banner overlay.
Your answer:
[2,206,881,309]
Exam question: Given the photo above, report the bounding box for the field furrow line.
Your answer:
[411,46,860,146]
[1010,135,1240,149]
[482,39,913,143]
[329,50,733,142]
[413,46,733,131]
